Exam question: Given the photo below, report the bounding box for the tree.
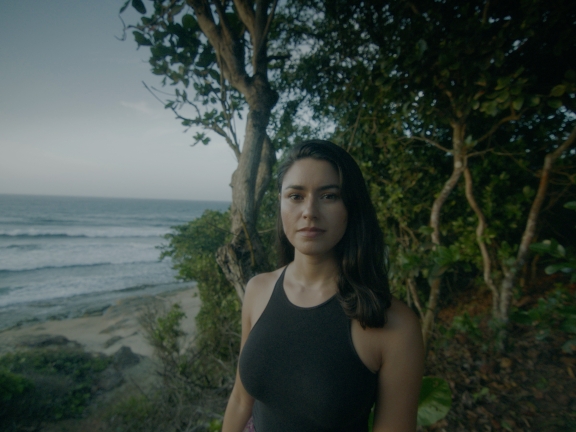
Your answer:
[121,0,282,300]
[279,0,576,343]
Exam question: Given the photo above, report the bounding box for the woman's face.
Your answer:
[280,158,348,259]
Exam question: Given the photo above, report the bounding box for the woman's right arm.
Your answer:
[221,369,254,432]
[221,277,259,432]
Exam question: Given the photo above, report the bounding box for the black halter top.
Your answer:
[239,268,378,432]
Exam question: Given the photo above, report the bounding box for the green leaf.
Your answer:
[182,14,198,31]
[368,407,374,431]
[428,263,450,283]
[475,76,487,86]
[547,99,563,109]
[416,39,428,59]
[480,100,499,116]
[512,96,524,111]
[132,0,146,14]
[417,377,452,427]
[545,262,576,275]
[564,201,576,211]
[495,90,509,103]
[530,239,555,255]
[512,66,525,78]
[495,76,511,90]
[418,225,434,235]
[197,45,215,68]
[119,0,131,14]
[132,31,152,47]
[550,84,566,97]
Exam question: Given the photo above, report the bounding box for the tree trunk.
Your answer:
[407,276,424,319]
[188,0,280,301]
[497,125,576,324]
[421,122,466,346]
[463,166,499,317]
[216,95,277,301]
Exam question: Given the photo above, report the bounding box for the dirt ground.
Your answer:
[425,280,576,431]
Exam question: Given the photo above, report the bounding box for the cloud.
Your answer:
[120,100,159,116]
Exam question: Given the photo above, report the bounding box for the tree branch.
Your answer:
[262,0,277,45]
[476,111,521,144]
[481,0,490,25]
[499,124,576,318]
[143,81,241,158]
[216,52,241,160]
[407,277,424,319]
[233,0,256,34]
[188,0,249,93]
[409,136,451,153]
[463,165,499,317]
[347,108,362,152]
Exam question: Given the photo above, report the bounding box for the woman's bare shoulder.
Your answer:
[361,298,421,347]
[243,267,285,325]
[244,267,284,299]
[386,298,421,331]
[379,297,424,354]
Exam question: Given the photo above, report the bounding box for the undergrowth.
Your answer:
[0,346,111,431]
[107,209,243,431]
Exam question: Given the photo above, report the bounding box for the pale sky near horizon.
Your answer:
[0,0,238,202]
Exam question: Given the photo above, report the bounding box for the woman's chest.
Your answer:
[239,302,377,428]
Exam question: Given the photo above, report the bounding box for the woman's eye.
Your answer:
[322,193,338,200]
[289,194,303,200]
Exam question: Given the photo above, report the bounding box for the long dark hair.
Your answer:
[276,140,391,328]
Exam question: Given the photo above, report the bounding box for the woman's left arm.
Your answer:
[372,300,425,432]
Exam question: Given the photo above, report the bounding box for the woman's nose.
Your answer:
[302,199,318,219]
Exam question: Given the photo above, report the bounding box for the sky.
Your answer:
[0,0,238,201]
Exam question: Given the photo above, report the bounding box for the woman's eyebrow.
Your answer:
[283,184,341,193]
[318,184,341,191]
[284,184,341,191]
[284,185,305,191]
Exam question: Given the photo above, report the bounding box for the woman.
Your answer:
[222,140,424,432]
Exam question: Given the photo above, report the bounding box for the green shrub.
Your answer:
[0,347,111,429]
[132,302,234,432]
[511,288,576,352]
[107,395,155,432]
[0,368,35,429]
[417,376,452,427]
[0,368,34,402]
[160,210,241,360]
[530,201,576,282]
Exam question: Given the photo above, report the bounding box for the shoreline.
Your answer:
[0,285,201,358]
[0,281,195,331]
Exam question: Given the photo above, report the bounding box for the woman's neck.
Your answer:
[288,251,340,292]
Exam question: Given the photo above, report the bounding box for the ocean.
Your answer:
[0,194,229,330]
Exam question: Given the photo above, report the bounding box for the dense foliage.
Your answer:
[119,0,576,430]
[275,0,576,339]
[160,209,240,359]
[0,347,111,430]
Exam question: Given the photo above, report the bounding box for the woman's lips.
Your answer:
[297,227,325,237]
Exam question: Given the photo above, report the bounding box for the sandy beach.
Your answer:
[0,285,201,358]
[0,285,205,431]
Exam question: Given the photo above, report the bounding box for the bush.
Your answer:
[511,287,576,352]
[160,210,241,361]
[128,198,278,431]
[108,302,232,432]
[107,395,155,432]
[0,347,111,430]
